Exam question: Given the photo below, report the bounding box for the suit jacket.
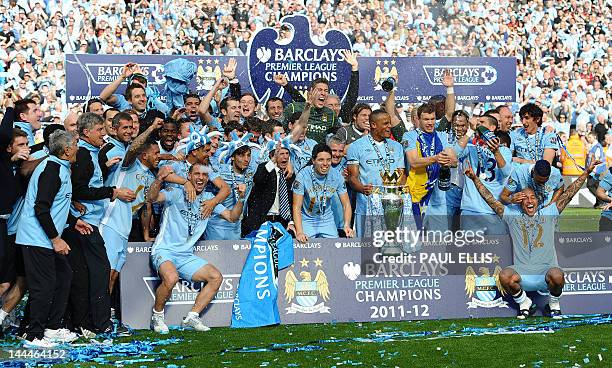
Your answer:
[241,161,295,236]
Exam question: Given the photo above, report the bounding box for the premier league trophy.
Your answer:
[365,169,420,255]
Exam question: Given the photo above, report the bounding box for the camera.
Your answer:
[381,77,396,92]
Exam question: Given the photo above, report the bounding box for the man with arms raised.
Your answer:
[465,160,599,319]
[148,163,245,333]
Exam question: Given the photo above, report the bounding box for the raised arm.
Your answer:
[274,74,306,102]
[100,62,137,105]
[146,166,173,204]
[290,91,318,143]
[198,78,227,124]
[338,50,359,125]
[465,164,505,218]
[0,94,15,147]
[123,118,163,167]
[556,161,598,212]
[442,70,456,122]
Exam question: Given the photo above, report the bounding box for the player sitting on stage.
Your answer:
[146,163,245,333]
[465,159,599,319]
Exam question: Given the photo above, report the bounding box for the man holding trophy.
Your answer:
[346,109,406,242]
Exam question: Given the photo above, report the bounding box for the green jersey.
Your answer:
[283,102,338,144]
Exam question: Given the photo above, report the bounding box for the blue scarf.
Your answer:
[417,130,443,194]
[231,222,294,328]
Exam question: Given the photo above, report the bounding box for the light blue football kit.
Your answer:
[100,159,156,271]
[293,165,347,238]
[346,135,405,237]
[510,127,558,162]
[503,204,559,291]
[151,188,226,281]
[505,164,563,207]
[459,144,513,235]
[203,163,254,240]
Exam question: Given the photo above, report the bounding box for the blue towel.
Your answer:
[163,58,197,111]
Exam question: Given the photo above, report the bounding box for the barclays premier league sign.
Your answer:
[247,15,352,103]
[121,234,612,329]
[66,18,516,105]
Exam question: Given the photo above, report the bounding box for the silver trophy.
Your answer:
[366,185,420,255]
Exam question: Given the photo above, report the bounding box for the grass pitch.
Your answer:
[45,316,611,367]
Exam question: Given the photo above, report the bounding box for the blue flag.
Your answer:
[231,222,294,328]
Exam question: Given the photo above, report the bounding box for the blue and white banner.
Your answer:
[64,54,251,103]
[231,222,294,328]
[356,57,516,104]
[66,17,517,105]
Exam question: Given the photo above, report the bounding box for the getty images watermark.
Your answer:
[372,228,486,248]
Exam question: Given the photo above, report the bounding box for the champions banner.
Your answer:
[66,17,516,105]
[121,233,612,329]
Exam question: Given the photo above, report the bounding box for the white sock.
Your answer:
[0,308,8,323]
[152,308,164,316]
[549,294,561,310]
[187,311,199,319]
[513,290,532,310]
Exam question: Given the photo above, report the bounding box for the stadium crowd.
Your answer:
[0,0,610,349]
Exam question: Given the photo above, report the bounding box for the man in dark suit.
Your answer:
[242,146,295,236]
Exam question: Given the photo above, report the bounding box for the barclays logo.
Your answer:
[247,14,352,104]
[86,63,166,85]
[422,65,498,86]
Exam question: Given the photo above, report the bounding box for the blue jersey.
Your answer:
[111,91,169,115]
[100,159,156,239]
[587,142,606,178]
[292,138,318,174]
[599,172,612,220]
[214,164,254,210]
[459,145,513,214]
[510,127,558,162]
[503,204,559,274]
[16,156,72,249]
[102,137,128,186]
[293,165,347,220]
[505,164,563,207]
[346,135,405,215]
[204,164,254,240]
[152,188,226,254]
[14,122,35,146]
[330,162,347,229]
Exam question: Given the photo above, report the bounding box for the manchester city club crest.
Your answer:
[465,265,509,309]
[284,258,331,314]
[196,58,222,92]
